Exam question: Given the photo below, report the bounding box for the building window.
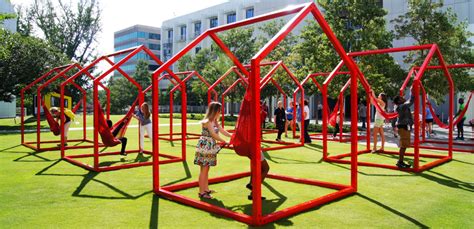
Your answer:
[148,43,160,50]
[167,29,173,42]
[195,46,201,54]
[194,21,201,37]
[138,31,147,38]
[149,33,160,40]
[180,26,187,41]
[210,17,218,28]
[246,8,254,18]
[227,12,236,24]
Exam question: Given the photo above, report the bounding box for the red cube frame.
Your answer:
[151,3,360,226]
[325,44,454,172]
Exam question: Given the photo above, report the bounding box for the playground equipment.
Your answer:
[150,2,360,226]
[20,63,99,151]
[325,44,454,172]
[59,45,183,172]
[401,64,474,153]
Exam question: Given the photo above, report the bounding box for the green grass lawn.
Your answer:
[0,118,473,228]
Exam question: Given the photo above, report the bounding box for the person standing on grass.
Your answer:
[455,98,466,140]
[333,111,341,139]
[284,101,294,137]
[50,107,75,147]
[372,92,387,153]
[194,102,232,199]
[393,88,415,169]
[261,100,269,129]
[358,101,367,129]
[424,101,434,138]
[274,101,286,142]
[302,99,312,143]
[133,102,152,153]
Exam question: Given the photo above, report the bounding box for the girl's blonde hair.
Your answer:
[202,102,222,123]
[141,102,150,119]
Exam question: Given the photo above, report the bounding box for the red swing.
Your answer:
[42,102,61,136]
[96,101,137,147]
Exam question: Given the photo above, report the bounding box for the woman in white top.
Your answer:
[372,92,387,152]
[301,99,312,143]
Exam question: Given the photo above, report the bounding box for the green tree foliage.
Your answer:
[257,20,299,100]
[133,59,151,90]
[108,77,138,114]
[392,0,474,102]
[18,0,102,64]
[0,13,16,24]
[0,30,68,102]
[296,0,405,99]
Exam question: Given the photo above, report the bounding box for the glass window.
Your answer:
[167,29,173,41]
[210,17,218,28]
[148,43,160,50]
[227,12,236,24]
[138,31,147,38]
[246,8,254,18]
[180,26,187,40]
[194,21,201,36]
[115,42,142,51]
[149,33,161,40]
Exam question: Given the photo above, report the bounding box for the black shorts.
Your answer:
[425,119,433,124]
[287,117,293,121]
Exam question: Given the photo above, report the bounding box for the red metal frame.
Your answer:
[151,3,359,226]
[325,44,454,172]
[157,71,218,141]
[405,64,474,153]
[59,45,183,172]
[20,63,99,152]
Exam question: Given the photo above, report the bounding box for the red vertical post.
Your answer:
[250,59,262,224]
[338,95,343,140]
[36,90,42,150]
[350,69,358,190]
[106,90,111,120]
[60,86,65,158]
[93,83,99,170]
[152,73,160,191]
[20,91,25,144]
[322,85,328,159]
[82,94,87,140]
[181,84,187,160]
[169,92,174,140]
[413,80,420,171]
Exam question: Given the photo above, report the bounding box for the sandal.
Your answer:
[198,192,213,199]
[205,190,216,194]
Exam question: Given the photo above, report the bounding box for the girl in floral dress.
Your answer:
[194,102,232,199]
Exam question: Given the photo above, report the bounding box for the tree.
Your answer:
[0,13,16,24]
[392,0,474,102]
[0,29,68,102]
[18,0,102,64]
[108,77,138,114]
[295,1,405,99]
[133,59,151,90]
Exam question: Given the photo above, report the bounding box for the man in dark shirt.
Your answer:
[393,92,415,169]
[274,101,287,141]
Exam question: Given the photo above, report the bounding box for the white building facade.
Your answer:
[161,0,313,62]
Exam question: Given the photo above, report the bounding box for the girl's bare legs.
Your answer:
[380,128,385,151]
[373,127,378,151]
[199,166,210,194]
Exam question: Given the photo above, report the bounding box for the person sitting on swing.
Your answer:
[106,118,128,156]
[50,107,75,147]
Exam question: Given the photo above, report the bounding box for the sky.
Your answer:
[10,0,227,57]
